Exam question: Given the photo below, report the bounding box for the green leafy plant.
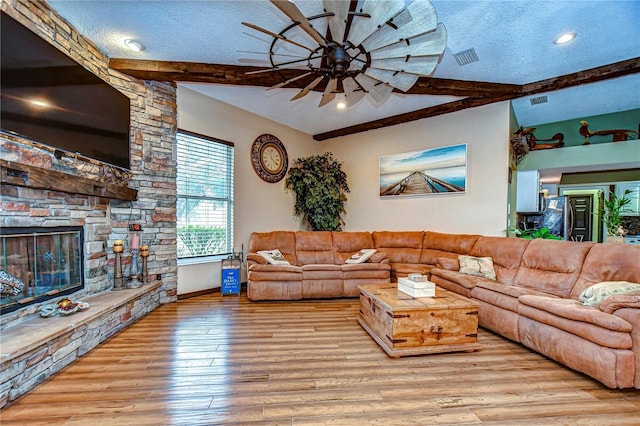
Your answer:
[602,189,632,237]
[177,225,227,257]
[510,227,563,240]
[284,152,350,231]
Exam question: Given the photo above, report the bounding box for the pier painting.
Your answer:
[379,144,467,197]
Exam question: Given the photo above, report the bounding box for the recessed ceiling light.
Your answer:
[554,32,576,45]
[124,39,145,52]
[27,98,50,108]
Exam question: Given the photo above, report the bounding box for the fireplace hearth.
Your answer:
[1,226,84,314]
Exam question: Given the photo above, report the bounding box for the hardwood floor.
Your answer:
[2,293,639,425]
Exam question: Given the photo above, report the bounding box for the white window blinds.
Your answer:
[176,130,234,258]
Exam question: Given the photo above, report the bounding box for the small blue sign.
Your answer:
[221,268,240,295]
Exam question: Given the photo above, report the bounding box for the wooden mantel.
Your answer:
[0,160,137,201]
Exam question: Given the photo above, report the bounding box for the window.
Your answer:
[176,130,234,258]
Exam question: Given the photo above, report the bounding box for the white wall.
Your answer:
[176,86,317,295]
[176,90,512,294]
[321,101,512,236]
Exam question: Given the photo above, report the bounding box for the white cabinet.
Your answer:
[617,181,640,216]
[516,170,541,213]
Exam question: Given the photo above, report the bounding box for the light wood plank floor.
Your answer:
[2,293,639,425]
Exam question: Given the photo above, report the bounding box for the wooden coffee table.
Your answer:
[357,283,481,358]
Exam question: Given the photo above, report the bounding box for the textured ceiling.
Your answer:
[46,0,640,135]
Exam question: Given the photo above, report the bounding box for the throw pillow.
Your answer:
[579,281,640,308]
[458,255,496,280]
[346,249,377,264]
[257,249,290,265]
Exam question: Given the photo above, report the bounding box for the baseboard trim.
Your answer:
[178,283,247,300]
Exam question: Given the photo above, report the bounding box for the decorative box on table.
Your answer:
[398,277,435,298]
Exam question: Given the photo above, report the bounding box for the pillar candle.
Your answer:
[113,240,123,253]
[130,234,140,249]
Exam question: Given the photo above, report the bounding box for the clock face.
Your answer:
[251,134,288,183]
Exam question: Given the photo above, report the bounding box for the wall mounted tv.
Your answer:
[1,12,131,169]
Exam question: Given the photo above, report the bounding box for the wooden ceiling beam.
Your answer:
[314,57,640,140]
[109,57,640,141]
[109,58,523,97]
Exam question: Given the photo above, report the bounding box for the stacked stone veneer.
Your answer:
[0,0,178,405]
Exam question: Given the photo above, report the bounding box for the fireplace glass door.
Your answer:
[1,226,84,314]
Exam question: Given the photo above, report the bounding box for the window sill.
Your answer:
[177,255,229,266]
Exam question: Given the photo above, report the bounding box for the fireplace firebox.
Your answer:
[1,226,84,314]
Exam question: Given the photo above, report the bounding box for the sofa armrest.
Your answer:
[437,257,459,271]
[600,293,640,314]
[246,253,268,267]
[369,252,389,264]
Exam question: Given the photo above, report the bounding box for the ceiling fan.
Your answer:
[242,0,447,108]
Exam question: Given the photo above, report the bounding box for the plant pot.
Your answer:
[605,236,625,244]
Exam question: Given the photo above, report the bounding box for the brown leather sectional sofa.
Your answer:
[247,230,640,389]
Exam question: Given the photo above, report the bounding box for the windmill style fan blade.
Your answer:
[271,0,327,47]
[291,75,324,101]
[355,73,393,103]
[319,78,338,107]
[242,22,314,52]
[342,77,366,106]
[267,72,312,90]
[323,0,350,43]
[362,0,438,52]
[347,0,405,47]
[370,23,447,60]
[364,68,418,92]
[370,56,440,76]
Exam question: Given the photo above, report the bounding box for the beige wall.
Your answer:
[177,87,512,294]
[319,101,512,235]
[176,86,317,294]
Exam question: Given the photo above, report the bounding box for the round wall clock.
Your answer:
[251,134,288,183]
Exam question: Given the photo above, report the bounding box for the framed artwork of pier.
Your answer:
[379,144,467,197]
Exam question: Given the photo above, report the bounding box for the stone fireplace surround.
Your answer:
[1,0,178,406]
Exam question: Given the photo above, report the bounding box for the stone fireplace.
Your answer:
[0,0,179,406]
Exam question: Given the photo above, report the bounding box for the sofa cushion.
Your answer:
[472,281,553,312]
[373,231,424,263]
[458,255,496,280]
[520,295,633,332]
[332,232,376,263]
[247,263,302,281]
[579,281,640,308]
[419,231,479,265]
[513,239,593,298]
[295,231,335,265]
[470,237,530,285]
[431,268,483,291]
[570,243,640,299]
[518,295,632,349]
[301,264,342,280]
[599,293,640,314]
[248,231,298,265]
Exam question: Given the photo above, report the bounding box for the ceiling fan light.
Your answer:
[554,32,576,45]
[336,99,347,110]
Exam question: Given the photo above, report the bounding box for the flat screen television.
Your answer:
[1,12,131,169]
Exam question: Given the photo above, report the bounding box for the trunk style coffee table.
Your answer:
[357,283,481,358]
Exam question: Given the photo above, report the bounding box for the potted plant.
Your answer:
[602,189,632,242]
[284,152,349,231]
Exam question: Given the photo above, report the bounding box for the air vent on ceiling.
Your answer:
[530,95,548,105]
[453,48,479,66]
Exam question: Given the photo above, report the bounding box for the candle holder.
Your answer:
[113,240,124,290]
[140,245,149,284]
[127,249,142,288]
